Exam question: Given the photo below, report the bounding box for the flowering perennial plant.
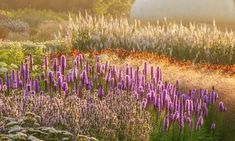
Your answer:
[0,54,226,140]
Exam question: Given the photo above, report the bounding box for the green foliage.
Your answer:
[148,105,223,141]
[93,0,134,16]
[0,112,74,141]
[0,42,24,67]
[0,40,68,68]
[0,1,134,16]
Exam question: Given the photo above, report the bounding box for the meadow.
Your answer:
[0,9,234,141]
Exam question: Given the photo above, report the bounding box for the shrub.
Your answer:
[0,18,29,33]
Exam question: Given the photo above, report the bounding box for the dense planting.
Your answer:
[69,14,235,65]
[0,54,226,140]
[0,112,74,141]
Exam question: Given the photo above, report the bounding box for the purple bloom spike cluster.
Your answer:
[0,54,226,134]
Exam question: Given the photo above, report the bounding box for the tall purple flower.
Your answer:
[25,64,29,82]
[144,62,147,76]
[219,101,226,112]
[62,82,68,93]
[61,55,67,74]
[34,79,39,93]
[48,71,54,86]
[196,115,204,130]
[188,118,194,130]
[98,84,104,100]
[163,116,170,131]
[150,66,154,80]
[53,58,58,72]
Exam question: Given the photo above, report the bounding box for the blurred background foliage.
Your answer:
[0,0,134,41]
[0,0,134,16]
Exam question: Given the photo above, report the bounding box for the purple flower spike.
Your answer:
[150,66,154,80]
[53,58,58,72]
[62,82,68,92]
[58,76,63,87]
[48,71,54,85]
[61,55,67,74]
[144,62,147,75]
[98,84,104,100]
[188,118,194,130]
[219,101,226,112]
[34,80,39,93]
[163,116,170,131]
[196,115,204,130]
[156,67,160,82]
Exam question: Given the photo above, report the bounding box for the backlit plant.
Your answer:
[0,54,226,140]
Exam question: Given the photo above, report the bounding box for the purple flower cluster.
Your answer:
[0,54,226,135]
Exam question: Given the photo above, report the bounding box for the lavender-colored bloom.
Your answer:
[61,55,67,74]
[62,82,68,92]
[58,76,63,87]
[53,58,58,72]
[5,73,10,90]
[179,115,185,129]
[219,101,226,112]
[34,80,39,93]
[173,112,180,122]
[150,66,154,80]
[105,61,109,72]
[126,75,130,89]
[48,71,53,85]
[25,64,29,82]
[163,116,170,131]
[196,115,204,130]
[156,67,161,82]
[188,118,194,130]
[66,74,70,83]
[144,62,147,75]
[98,84,104,99]
[96,62,101,74]
[126,64,129,75]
